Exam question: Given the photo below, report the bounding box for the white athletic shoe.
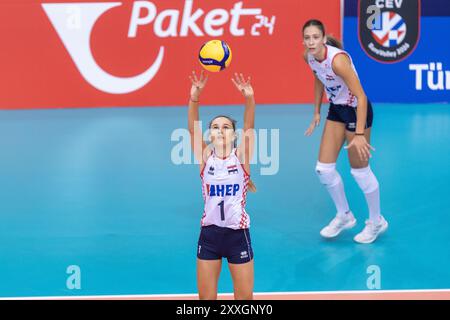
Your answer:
[320,212,357,238]
[354,216,388,244]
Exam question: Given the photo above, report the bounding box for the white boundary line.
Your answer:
[1,289,450,300]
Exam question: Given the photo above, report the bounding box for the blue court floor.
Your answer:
[0,103,449,297]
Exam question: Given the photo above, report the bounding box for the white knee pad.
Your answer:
[351,166,379,194]
[315,162,342,188]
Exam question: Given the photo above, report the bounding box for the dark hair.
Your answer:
[302,19,343,49]
[209,115,236,131]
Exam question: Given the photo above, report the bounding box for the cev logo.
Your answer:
[42,1,275,95]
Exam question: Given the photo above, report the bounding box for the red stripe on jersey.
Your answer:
[240,163,250,178]
[200,174,207,226]
[239,176,250,228]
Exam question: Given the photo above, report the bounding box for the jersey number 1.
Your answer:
[218,201,225,221]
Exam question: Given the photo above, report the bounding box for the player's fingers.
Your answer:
[231,78,239,88]
[361,148,369,162]
[234,73,241,84]
[192,71,198,82]
[357,148,365,162]
[363,146,371,158]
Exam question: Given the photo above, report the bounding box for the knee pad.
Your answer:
[351,166,379,194]
[315,162,342,188]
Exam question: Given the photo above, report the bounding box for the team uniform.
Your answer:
[197,148,253,264]
[307,44,388,244]
[307,44,373,131]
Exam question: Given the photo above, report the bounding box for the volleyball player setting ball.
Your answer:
[188,40,257,299]
[302,20,388,244]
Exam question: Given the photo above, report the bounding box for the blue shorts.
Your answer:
[197,225,253,264]
[327,101,374,132]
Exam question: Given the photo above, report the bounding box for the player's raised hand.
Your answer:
[232,73,254,98]
[189,70,208,101]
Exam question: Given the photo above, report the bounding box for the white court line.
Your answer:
[1,289,450,300]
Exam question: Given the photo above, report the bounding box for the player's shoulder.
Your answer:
[330,48,352,72]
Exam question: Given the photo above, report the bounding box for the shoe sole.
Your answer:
[320,219,357,239]
[354,221,389,244]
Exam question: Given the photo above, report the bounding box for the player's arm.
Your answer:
[304,52,324,136]
[313,74,324,114]
[232,73,255,170]
[188,71,208,168]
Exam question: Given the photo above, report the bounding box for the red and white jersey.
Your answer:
[307,45,359,107]
[200,148,250,230]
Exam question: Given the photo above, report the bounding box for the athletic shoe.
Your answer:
[320,211,357,238]
[354,216,388,244]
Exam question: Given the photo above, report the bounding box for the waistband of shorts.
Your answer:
[202,224,249,233]
[330,100,372,108]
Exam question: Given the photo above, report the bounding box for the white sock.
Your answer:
[316,162,350,215]
[365,189,381,222]
[351,166,381,222]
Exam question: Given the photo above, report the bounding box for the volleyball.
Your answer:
[198,40,232,72]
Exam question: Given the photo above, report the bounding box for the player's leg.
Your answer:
[197,226,223,299]
[317,117,356,238]
[226,228,254,300]
[228,260,254,300]
[197,259,222,300]
[345,104,388,244]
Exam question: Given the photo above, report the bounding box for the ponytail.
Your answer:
[326,35,343,49]
[248,179,257,193]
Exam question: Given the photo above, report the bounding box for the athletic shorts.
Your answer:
[197,225,253,264]
[327,100,374,132]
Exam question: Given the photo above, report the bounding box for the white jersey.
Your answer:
[307,45,359,107]
[200,148,250,230]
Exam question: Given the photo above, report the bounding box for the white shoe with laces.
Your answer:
[354,216,388,244]
[320,211,357,238]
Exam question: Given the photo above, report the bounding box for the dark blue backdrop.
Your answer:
[344,0,450,103]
